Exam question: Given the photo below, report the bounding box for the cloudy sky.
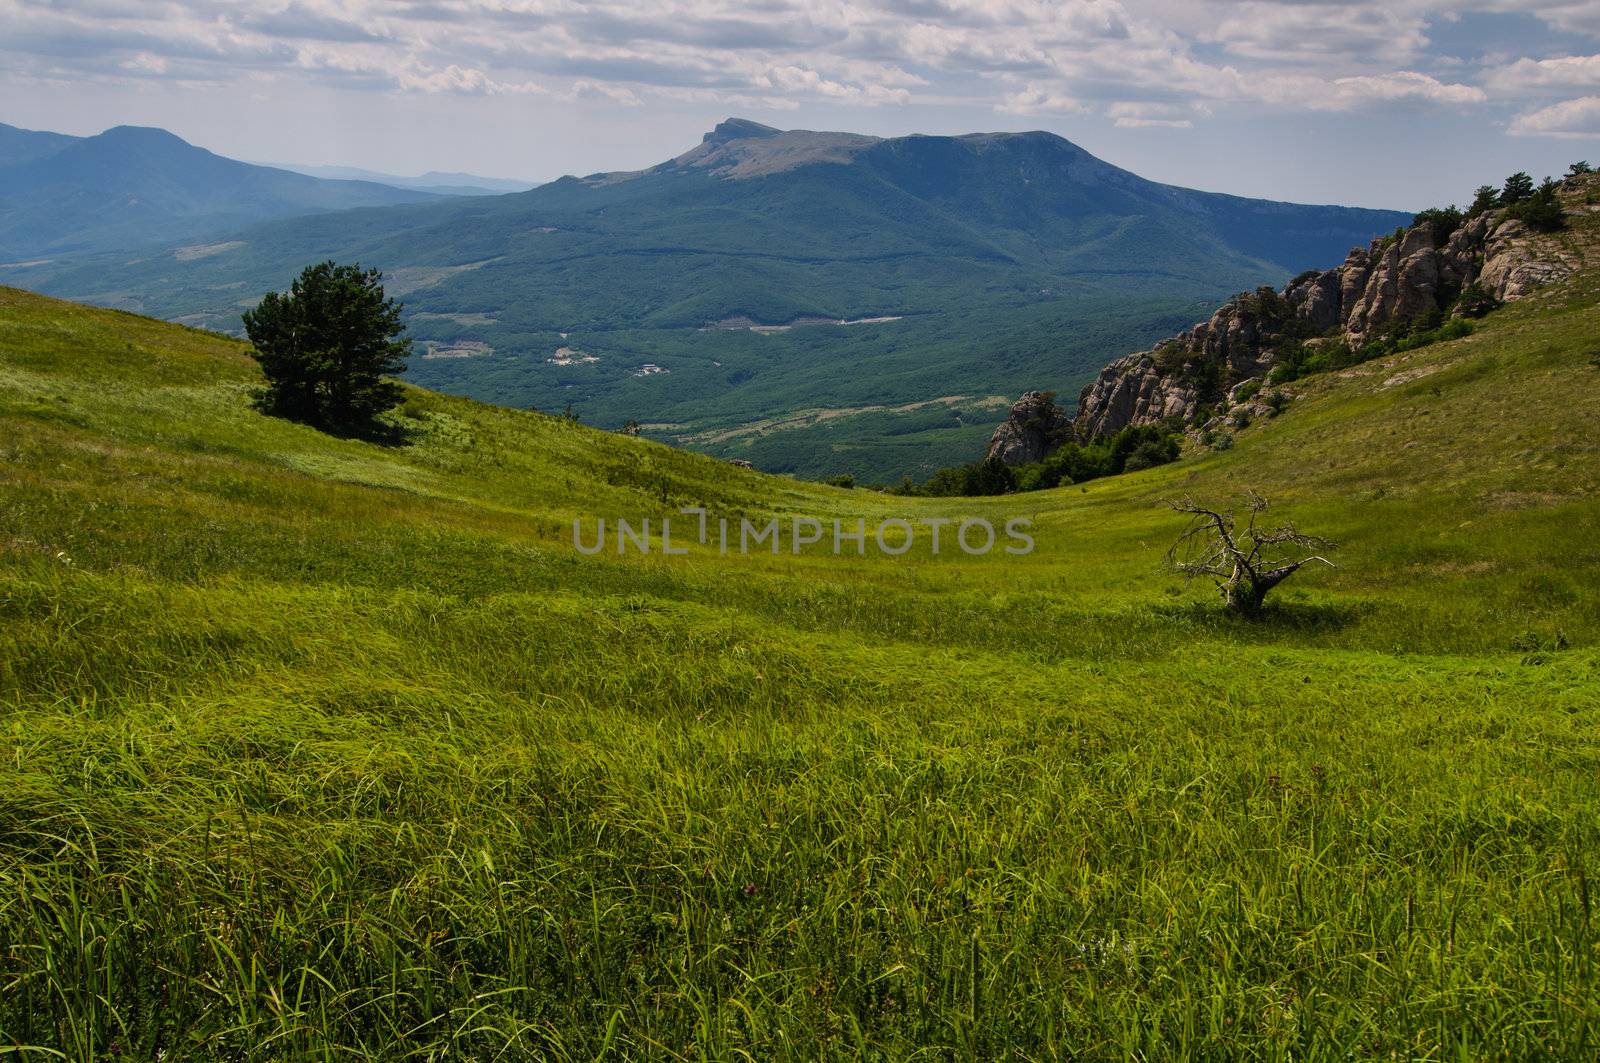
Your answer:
[3,0,1599,208]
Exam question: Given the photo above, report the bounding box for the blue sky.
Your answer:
[3,0,1599,209]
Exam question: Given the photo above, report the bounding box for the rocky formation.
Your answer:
[986,391,1072,465]
[666,119,881,180]
[1478,217,1589,298]
[988,172,1599,461]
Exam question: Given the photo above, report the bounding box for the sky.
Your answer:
[3,0,1600,209]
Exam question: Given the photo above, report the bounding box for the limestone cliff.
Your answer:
[989,172,1598,460]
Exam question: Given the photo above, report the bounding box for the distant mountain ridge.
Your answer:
[271,163,540,196]
[0,123,77,169]
[0,122,442,259]
[9,117,1412,481]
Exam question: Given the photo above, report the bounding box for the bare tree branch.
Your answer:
[1163,494,1339,615]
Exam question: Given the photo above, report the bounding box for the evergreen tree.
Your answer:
[1467,185,1498,216]
[242,262,409,429]
[1506,177,1565,232]
[1501,172,1534,204]
[1568,161,1593,177]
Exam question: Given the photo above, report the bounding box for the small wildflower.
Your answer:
[742,883,757,897]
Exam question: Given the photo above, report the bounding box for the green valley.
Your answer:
[8,120,1410,482]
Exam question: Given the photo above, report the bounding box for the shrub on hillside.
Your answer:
[1152,339,1189,373]
[906,456,1017,497]
[1123,437,1178,472]
[1269,339,1342,384]
[1354,318,1474,364]
[1412,206,1463,247]
[911,422,1182,496]
[1454,282,1500,318]
[1014,465,1051,492]
[1504,178,1565,232]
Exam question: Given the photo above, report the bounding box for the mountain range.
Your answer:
[4,117,1412,479]
[269,163,540,197]
[0,122,441,260]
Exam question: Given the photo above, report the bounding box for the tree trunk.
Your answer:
[1223,562,1305,616]
[1223,580,1266,616]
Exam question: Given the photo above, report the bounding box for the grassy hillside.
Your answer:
[2,276,1598,1059]
[9,124,1407,482]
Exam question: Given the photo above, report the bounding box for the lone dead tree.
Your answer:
[1165,492,1337,615]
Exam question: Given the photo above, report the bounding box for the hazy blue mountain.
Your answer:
[270,163,540,196]
[10,118,1411,480]
[0,123,442,259]
[0,123,77,169]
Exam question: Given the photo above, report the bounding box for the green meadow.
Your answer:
[2,269,1598,1058]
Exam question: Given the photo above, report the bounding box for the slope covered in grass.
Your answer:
[1,279,1598,1059]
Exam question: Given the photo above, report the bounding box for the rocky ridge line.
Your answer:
[988,172,1598,463]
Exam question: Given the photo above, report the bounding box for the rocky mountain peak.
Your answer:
[670,121,881,179]
[703,118,783,145]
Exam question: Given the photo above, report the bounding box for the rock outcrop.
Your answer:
[986,390,1072,465]
[1071,353,1204,441]
[1001,173,1598,456]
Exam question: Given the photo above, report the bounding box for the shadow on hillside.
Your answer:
[1154,598,1374,635]
[322,417,420,448]
[252,392,421,448]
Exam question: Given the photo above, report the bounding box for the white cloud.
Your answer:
[394,63,495,96]
[0,0,1568,131]
[1106,99,1201,127]
[1486,54,1600,94]
[1114,116,1191,127]
[568,79,644,106]
[1202,2,1430,65]
[1330,71,1487,106]
[996,83,1088,115]
[762,64,911,104]
[120,51,169,75]
[1510,1,1600,39]
[1509,95,1600,136]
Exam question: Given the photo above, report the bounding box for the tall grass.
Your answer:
[2,266,1600,1058]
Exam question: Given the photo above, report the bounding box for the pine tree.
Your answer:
[1501,172,1534,204]
[242,262,410,430]
[1507,178,1565,232]
[1467,185,1498,216]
